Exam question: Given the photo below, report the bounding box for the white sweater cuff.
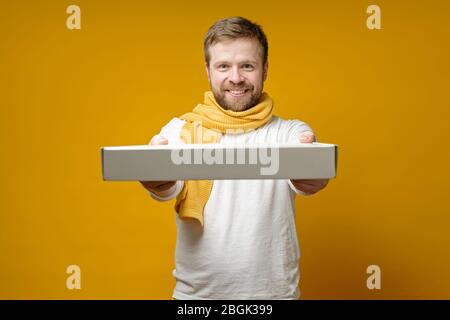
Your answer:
[149,180,184,201]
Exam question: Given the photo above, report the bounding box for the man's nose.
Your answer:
[229,67,244,84]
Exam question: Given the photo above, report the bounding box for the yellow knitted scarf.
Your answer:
[174,91,274,226]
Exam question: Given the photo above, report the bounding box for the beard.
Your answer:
[212,82,263,112]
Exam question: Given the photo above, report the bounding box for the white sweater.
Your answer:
[149,116,314,300]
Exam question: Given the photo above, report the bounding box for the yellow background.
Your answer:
[1,0,449,299]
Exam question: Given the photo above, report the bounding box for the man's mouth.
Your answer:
[226,89,250,97]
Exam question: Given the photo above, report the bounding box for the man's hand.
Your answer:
[139,136,177,197]
[290,132,329,195]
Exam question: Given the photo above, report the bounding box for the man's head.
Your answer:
[204,17,269,112]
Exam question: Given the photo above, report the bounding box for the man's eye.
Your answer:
[218,64,228,70]
[242,64,254,70]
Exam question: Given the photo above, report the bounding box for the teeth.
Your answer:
[229,90,246,95]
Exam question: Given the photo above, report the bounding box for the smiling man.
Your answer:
[140,17,329,300]
[206,36,266,112]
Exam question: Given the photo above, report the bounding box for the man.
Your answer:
[140,17,329,300]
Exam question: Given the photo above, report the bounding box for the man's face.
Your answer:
[206,37,268,112]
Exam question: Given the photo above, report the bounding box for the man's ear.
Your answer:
[263,61,269,81]
[205,62,210,80]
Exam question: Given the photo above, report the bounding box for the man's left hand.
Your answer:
[290,132,329,195]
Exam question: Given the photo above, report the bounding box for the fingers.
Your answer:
[295,179,329,187]
[291,178,329,194]
[140,180,160,189]
[152,181,176,193]
[299,131,315,143]
[150,135,169,145]
[296,183,318,194]
[140,180,177,193]
[294,179,325,185]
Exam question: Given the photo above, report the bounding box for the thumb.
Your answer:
[299,131,315,143]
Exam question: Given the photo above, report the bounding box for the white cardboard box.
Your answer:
[101,143,338,181]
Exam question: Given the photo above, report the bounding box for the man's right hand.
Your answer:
[139,135,177,197]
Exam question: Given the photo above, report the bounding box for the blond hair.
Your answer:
[204,17,268,67]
